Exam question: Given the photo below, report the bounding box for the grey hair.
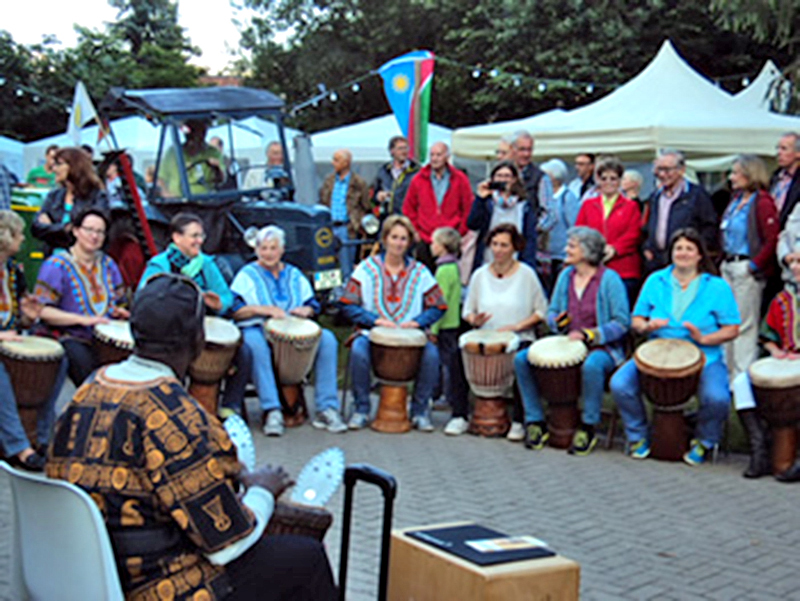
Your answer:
[567,226,606,267]
[540,158,568,183]
[657,148,686,168]
[781,132,800,152]
[500,133,514,145]
[256,225,285,248]
[622,169,644,187]
[0,211,24,254]
[510,130,533,147]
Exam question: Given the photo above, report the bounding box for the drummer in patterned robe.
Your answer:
[514,226,630,455]
[35,208,129,386]
[611,228,741,466]
[732,248,800,482]
[230,225,346,436]
[139,212,251,415]
[338,215,447,431]
[46,273,337,601]
[0,211,67,471]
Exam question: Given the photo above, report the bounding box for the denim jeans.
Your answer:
[438,328,468,418]
[610,357,730,446]
[333,225,356,283]
[241,325,339,414]
[350,335,439,418]
[514,348,614,426]
[0,355,67,456]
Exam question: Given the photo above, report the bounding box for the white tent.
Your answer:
[310,114,452,162]
[0,136,24,179]
[734,60,791,112]
[453,41,800,164]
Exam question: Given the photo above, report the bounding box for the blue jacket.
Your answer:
[547,266,631,365]
[467,194,537,273]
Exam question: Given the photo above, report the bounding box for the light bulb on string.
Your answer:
[537,82,547,93]
[741,77,750,87]
[472,68,481,79]
[513,76,521,87]
[586,83,594,94]
[15,88,23,97]
[32,95,40,103]
[351,82,360,93]
[329,91,338,102]
[0,77,6,86]
[489,68,499,78]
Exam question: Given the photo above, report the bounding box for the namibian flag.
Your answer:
[378,50,435,163]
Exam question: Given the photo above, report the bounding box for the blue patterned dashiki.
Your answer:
[230,262,318,327]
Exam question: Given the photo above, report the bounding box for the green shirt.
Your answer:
[26,166,55,188]
[431,261,461,335]
[161,145,224,196]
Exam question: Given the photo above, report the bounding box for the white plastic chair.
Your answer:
[0,461,125,601]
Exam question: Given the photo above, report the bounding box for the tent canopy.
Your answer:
[311,114,452,162]
[0,136,24,178]
[453,41,800,163]
[733,60,790,112]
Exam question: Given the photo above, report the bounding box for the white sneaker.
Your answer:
[412,414,435,432]
[444,417,469,436]
[348,412,370,430]
[312,408,348,434]
[262,410,284,437]
[506,422,525,442]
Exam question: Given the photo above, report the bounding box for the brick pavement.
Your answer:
[2,389,800,600]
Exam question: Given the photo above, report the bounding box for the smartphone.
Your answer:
[488,181,506,191]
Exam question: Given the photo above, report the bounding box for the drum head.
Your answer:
[635,339,702,373]
[223,414,256,473]
[289,447,345,508]
[0,335,64,359]
[94,320,134,349]
[265,316,321,338]
[204,317,241,345]
[458,330,520,354]
[749,357,800,389]
[369,326,427,347]
[527,335,587,367]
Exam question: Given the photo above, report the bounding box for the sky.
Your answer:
[3,0,254,74]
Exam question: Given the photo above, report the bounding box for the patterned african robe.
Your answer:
[35,249,125,341]
[761,286,800,351]
[0,258,26,331]
[46,370,254,601]
[230,262,317,328]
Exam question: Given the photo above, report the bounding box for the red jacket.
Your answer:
[403,164,473,243]
[576,194,642,279]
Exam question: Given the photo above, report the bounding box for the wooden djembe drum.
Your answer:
[93,320,134,366]
[368,327,427,433]
[527,336,587,449]
[634,338,705,461]
[188,316,242,417]
[459,330,519,437]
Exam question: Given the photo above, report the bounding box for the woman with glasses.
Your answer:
[32,147,109,251]
[575,155,642,305]
[35,208,128,385]
[139,212,251,414]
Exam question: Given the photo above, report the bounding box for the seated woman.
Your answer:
[514,226,630,455]
[466,161,537,273]
[35,208,128,386]
[32,147,109,250]
[610,228,741,466]
[0,211,67,471]
[139,212,250,415]
[231,225,346,436]
[732,249,800,482]
[338,215,446,431]
[464,223,549,442]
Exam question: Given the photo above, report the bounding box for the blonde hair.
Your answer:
[0,211,24,254]
[432,227,461,256]
[380,215,418,249]
[733,154,770,191]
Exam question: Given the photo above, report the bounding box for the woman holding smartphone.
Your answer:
[466,161,538,273]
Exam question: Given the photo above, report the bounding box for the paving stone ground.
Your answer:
[2,385,800,600]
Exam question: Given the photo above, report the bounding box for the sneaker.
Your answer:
[262,410,284,437]
[506,421,525,442]
[443,416,469,436]
[629,438,651,460]
[569,426,597,456]
[683,440,709,466]
[524,422,549,450]
[312,408,348,434]
[412,414,435,432]
[347,412,370,430]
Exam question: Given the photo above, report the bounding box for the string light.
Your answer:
[329,91,338,102]
[537,82,547,93]
[489,68,499,78]
[472,69,481,79]
[586,83,594,94]
[741,76,750,87]
[351,83,360,93]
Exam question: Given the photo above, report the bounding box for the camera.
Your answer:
[488,181,507,191]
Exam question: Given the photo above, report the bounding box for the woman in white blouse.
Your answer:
[463,223,548,441]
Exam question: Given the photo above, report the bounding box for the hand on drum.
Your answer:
[374,318,397,328]
[769,347,800,360]
[400,321,420,329]
[82,315,110,327]
[241,465,294,499]
[263,306,287,319]
[289,306,314,318]
[683,322,704,344]
[468,312,492,328]
[567,330,585,342]
[110,306,131,320]
[203,291,223,312]
[0,330,23,342]
[20,295,43,322]
[497,324,517,333]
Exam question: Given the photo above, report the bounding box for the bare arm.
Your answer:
[39,306,108,328]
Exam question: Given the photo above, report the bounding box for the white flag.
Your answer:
[66,81,98,145]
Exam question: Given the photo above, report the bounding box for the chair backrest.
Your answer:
[0,461,125,601]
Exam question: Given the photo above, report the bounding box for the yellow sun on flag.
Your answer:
[73,105,82,127]
[392,74,410,93]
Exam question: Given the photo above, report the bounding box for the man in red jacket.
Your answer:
[403,142,472,271]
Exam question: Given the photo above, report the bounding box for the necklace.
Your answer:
[492,261,515,279]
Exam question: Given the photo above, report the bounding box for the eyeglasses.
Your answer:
[598,175,620,182]
[81,226,106,237]
[654,166,679,174]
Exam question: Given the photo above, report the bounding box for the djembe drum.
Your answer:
[459,330,519,437]
[93,320,134,366]
[0,336,64,446]
[368,327,427,433]
[749,357,800,474]
[188,316,242,417]
[634,338,705,461]
[527,336,588,448]
[264,316,322,427]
